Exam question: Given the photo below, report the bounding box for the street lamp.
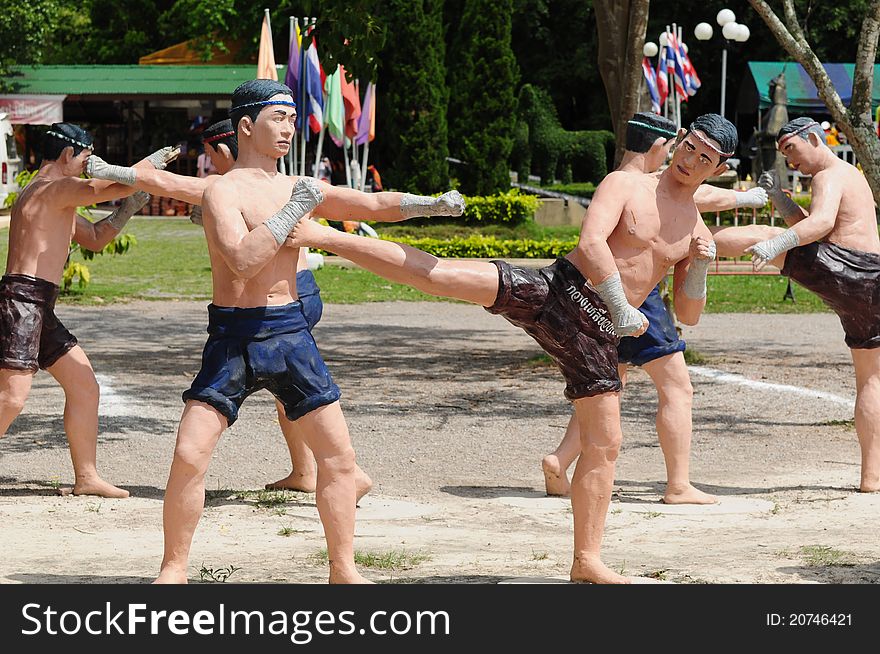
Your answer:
[694,9,750,118]
[644,42,659,58]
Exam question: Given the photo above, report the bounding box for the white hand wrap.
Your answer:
[595,272,647,337]
[682,241,716,299]
[758,171,801,219]
[146,145,180,170]
[400,190,465,218]
[734,187,768,209]
[749,230,800,268]
[86,155,136,185]
[105,191,150,231]
[264,177,324,245]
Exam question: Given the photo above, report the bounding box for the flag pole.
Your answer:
[343,138,352,187]
[289,16,296,175]
[299,17,310,176]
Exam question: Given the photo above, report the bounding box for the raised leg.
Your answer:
[290,218,500,307]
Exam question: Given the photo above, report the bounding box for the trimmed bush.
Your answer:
[461,190,540,225]
[315,235,576,260]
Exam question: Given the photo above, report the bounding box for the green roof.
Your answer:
[747,61,880,111]
[7,65,289,97]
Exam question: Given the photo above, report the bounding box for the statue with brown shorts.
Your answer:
[0,123,175,497]
[712,116,880,492]
[287,113,737,583]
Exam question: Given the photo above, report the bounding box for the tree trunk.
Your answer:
[749,0,880,206]
[595,0,651,167]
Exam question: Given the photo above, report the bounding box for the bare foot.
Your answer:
[662,484,717,505]
[355,466,373,505]
[329,563,374,584]
[265,471,317,493]
[153,567,188,584]
[570,554,631,584]
[542,454,571,497]
[67,478,130,498]
[858,482,880,493]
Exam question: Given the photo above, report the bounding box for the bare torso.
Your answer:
[816,160,880,254]
[569,172,709,306]
[5,174,78,285]
[206,169,306,307]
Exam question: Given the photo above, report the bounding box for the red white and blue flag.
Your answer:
[667,31,688,100]
[656,41,669,105]
[679,39,701,96]
[303,29,324,137]
[642,57,661,113]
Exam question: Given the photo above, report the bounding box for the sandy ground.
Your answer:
[1,300,878,584]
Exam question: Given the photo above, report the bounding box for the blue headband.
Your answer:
[229,100,297,115]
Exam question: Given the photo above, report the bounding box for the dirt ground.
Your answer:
[1,300,878,585]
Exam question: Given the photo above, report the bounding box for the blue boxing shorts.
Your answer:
[296,269,323,330]
[182,302,341,425]
[616,284,686,366]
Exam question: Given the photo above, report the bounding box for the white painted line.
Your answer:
[95,373,133,417]
[689,366,855,409]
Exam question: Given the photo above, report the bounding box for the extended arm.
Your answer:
[569,172,647,336]
[313,182,465,223]
[694,184,768,212]
[204,178,323,279]
[747,172,841,270]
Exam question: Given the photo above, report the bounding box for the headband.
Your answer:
[46,130,92,149]
[203,130,235,144]
[627,120,677,139]
[688,128,734,157]
[777,121,821,147]
[228,99,297,115]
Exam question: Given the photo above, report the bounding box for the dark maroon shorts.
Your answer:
[782,241,880,349]
[485,257,622,399]
[0,274,78,372]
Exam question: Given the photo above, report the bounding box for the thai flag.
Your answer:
[656,42,669,105]
[668,31,688,101]
[304,31,324,136]
[642,57,661,113]
[679,40,701,95]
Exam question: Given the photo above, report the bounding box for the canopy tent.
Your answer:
[738,61,880,115]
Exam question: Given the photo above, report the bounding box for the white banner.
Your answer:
[0,94,66,125]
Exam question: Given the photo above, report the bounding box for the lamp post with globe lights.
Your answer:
[694,9,750,119]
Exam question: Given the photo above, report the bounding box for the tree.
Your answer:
[447,0,519,194]
[749,0,880,205]
[594,0,651,165]
[0,0,58,92]
[374,0,450,193]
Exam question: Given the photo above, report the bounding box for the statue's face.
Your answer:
[668,130,727,185]
[777,132,822,175]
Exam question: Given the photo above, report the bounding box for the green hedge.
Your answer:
[461,189,540,224]
[543,182,597,198]
[381,234,576,258]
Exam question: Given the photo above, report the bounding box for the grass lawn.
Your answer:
[0,218,830,312]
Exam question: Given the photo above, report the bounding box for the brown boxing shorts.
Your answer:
[781,241,880,349]
[485,257,622,399]
[0,274,78,371]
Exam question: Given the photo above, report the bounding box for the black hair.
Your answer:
[688,113,738,163]
[42,123,93,161]
[202,119,238,160]
[777,117,825,145]
[229,79,294,134]
[625,112,677,153]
